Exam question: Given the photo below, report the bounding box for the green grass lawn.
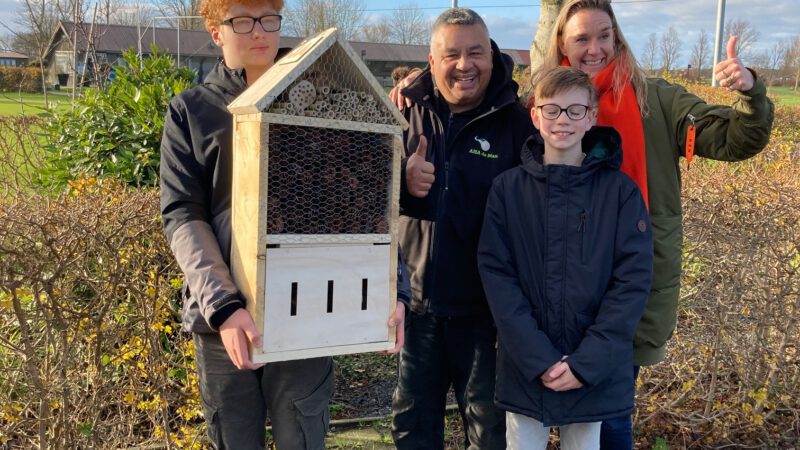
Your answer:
[0,92,72,116]
[768,86,800,106]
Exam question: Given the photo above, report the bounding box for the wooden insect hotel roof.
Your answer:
[228,28,408,131]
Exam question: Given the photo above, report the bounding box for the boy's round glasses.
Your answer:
[536,103,590,120]
[221,14,282,34]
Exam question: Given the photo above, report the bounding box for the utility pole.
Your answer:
[711,0,725,86]
[148,16,203,69]
[137,6,142,69]
[71,0,80,103]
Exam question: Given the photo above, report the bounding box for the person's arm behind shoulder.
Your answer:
[390,67,423,110]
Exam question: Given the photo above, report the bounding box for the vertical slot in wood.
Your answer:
[290,282,298,316]
[361,278,368,310]
[327,280,334,313]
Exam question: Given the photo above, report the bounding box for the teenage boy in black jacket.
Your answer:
[477,66,653,449]
[390,8,535,450]
[160,1,409,448]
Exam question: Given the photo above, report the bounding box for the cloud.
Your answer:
[478,0,797,67]
[615,0,797,65]
[482,14,537,50]
[0,0,19,36]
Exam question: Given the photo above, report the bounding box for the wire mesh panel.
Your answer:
[267,43,396,125]
[266,124,394,239]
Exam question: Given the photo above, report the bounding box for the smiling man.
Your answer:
[391,8,536,450]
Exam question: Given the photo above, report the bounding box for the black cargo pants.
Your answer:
[391,311,505,449]
[193,333,334,450]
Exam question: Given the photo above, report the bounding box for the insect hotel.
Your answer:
[227,28,408,363]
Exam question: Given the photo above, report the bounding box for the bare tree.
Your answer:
[529,0,563,69]
[759,40,788,86]
[151,0,203,30]
[6,0,77,99]
[360,21,391,43]
[690,29,711,80]
[10,1,61,62]
[98,1,156,26]
[284,0,365,40]
[784,36,800,90]
[659,26,682,72]
[641,32,659,75]
[387,2,429,45]
[724,19,759,60]
[0,33,14,49]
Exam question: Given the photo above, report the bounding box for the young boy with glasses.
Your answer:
[477,66,653,450]
[160,1,397,448]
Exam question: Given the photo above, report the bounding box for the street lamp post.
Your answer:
[711,0,726,86]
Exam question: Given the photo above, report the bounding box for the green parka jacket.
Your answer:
[635,75,774,365]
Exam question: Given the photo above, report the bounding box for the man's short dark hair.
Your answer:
[431,8,488,38]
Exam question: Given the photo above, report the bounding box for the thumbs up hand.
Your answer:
[405,135,435,198]
[713,35,755,92]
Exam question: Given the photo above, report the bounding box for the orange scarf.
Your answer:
[559,58,649,208]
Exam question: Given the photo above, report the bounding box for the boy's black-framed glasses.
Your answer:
[221,14,282,34]
[535,103,591,120]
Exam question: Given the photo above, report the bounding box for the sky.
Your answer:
[363,0,799,67]
[0,0,796,67]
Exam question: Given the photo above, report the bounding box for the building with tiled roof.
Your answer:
[44,21,529,88]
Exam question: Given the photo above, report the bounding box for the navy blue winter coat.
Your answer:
[477,126,653,426]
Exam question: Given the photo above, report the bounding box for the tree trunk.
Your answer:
[529,0,564,71]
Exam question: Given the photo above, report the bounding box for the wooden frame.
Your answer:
[229,28,408,363]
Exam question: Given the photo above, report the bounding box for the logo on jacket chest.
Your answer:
[467,136,498,160]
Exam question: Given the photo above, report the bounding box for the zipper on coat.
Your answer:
[579,210,588,264]
[427,115,448,313]
[444,161,450,191]
[424,103,507,314]
[541,172,551,425]
[560,177,570,354]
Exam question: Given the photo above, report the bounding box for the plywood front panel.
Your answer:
[261,245,391,353]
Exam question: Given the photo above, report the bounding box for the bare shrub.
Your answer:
[0,180,199,449]
[0,67,44,93]
[635,88,800,447]
[0,115,44,196]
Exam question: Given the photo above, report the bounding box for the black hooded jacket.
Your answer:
[398,40,536,316]
[478,127,653,425]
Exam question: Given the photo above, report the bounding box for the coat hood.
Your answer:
[401,39,520,114]
[202,60,249,99]
[520,126,623,176]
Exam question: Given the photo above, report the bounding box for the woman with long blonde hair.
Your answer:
[539,0,774,447]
